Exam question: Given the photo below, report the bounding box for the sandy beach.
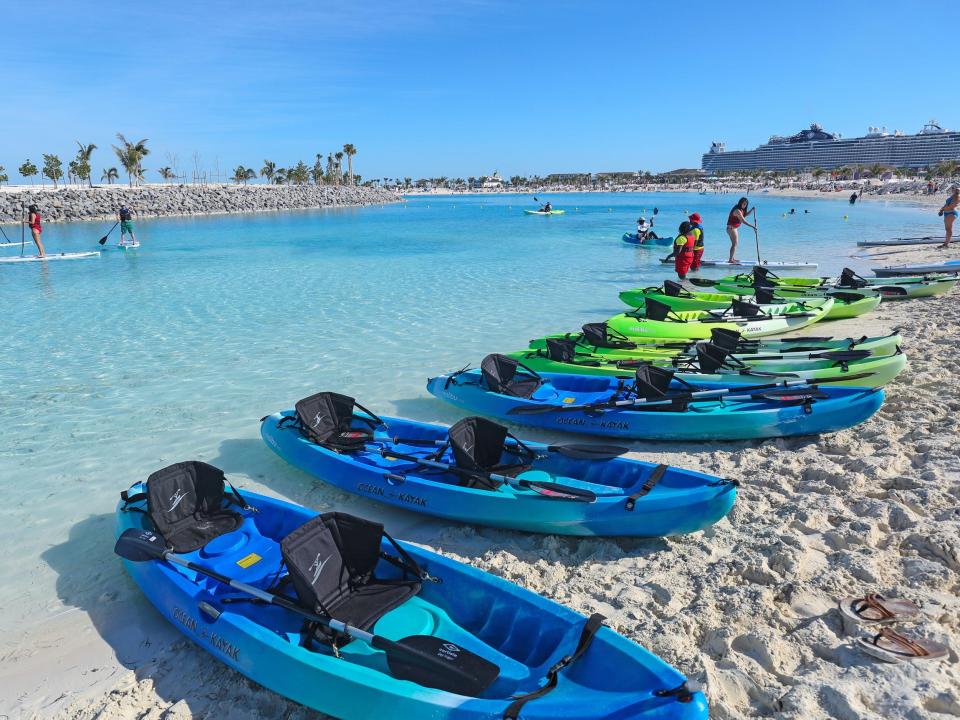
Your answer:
[2,237,956,720]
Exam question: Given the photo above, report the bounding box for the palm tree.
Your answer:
[112,134,150,186]
[260,160,276,183]
[935,160,958,179]
[342,144,357,185]
[74,142,97,187]
[867,163,888,179]
[157,167,175,183]
[334,151,344,184]
[811,167,825,183]
[273,168,288,185]
[101,167,119,184]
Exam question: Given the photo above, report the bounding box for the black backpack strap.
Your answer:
[625,464,668,511]
[503,614,605,720]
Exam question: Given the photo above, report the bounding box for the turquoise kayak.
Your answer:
[116,462,707,719]
[261,400,736,537]
[622,232,672,247]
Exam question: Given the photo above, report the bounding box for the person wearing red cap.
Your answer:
[688,212,705,271]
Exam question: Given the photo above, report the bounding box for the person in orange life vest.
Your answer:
[673,220,696,279]
[688,212,704,271]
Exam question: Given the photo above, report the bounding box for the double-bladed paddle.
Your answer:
[114,528,500,696]
[382,435,627,461]
[507,373,877,416]
[377,448,597,502]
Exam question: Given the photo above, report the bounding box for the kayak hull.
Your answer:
[427,372,884,441]
[117,490,707,719]
[716,272,958,298]
[622,232,672,247]
[872,263,960,277]
[261,413,736,537]
[524,209,565,215]
[506,350,906,388]
[702,286,882,319]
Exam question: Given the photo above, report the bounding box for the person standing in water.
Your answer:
[27,204,45,257]
[938,186,959,248]
[688,212,704,271]
[725,197,755,264]
[672,220,696,279]
[118,205,137,246]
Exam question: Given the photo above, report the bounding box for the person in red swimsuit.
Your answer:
[725,197,755,264]
[27,204,45,257]
[673,220,696,279]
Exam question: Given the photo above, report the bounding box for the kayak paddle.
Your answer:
[114,528,500,696]
[383,435,628,461]
[98,221,119,245]
[378,448,597,502]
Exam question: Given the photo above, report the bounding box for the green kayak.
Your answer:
[524,209,566,215]
[717,266,958,300]
[528,324,903,360]
[606,297,833,340]
[506,341,905,388]
[622,281,880,321]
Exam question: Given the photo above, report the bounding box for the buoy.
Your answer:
[843,215,848,220]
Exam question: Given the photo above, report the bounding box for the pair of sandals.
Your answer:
[838,593,949,663]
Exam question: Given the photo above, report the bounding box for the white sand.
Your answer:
[3,244,959,719]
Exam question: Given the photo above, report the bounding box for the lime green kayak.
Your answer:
[717,266,958,299]
[528,324,903,360]
[506,343,905,388]
[606,297,833,340]
[622,281,880,321]
[524,209,565,215]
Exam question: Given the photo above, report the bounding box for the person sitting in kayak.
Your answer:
[672,220,696,280]
[27,204,45,257]
[688,212,704,271]
[636,216,657,242]
[938,186,959,248]
[540,201,553,213]
[726,197,755,264]
[118,206,137,245]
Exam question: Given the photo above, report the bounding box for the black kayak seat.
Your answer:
[643,298,678,322]
[580,322,636,349]
[545,338,578,363]
[481,354,542,398]
[281,512,422,635]
[292,392,382,453]
[447,416,532,489]
[662,280,690,298]
[143,461,245,553]
[710,327,746,352]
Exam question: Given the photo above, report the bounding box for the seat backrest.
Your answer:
[480,354,541,398]
[710,327,744,351]
[838,267,868,288]
[581,322,614,348]
[281,512,386,616]
[146,461,241,552]
[295,392,371,452]
[633,364,675,398]
[731,299,762,317]
[545,338,578,363]
[663,280,688,297]
[751,266,775,287]
[753,286,777,305]
[696,342,730,374]
[643,298,673,321]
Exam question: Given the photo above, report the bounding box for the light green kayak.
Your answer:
[622,281,880,320]
[524,209,565,215]
[606,297,834,340]
[716,266,958,300]
[506,343,906,388]
[528,325,903,360]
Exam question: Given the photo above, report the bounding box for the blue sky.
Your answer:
[1,0,951,181]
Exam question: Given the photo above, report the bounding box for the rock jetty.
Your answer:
[0,184,400,223]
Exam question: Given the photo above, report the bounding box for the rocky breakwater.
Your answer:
[0,184,401,223]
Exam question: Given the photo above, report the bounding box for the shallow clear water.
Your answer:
[0,192,935,641]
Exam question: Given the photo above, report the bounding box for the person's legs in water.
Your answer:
[31,228,45,257]
[726,226,739,262]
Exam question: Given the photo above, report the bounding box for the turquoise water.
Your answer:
[0,192,936,649]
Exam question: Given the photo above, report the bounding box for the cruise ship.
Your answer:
[702,120,960,173]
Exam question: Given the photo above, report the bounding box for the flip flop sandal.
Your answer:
[857,627,949,663]
[838,593,920,625]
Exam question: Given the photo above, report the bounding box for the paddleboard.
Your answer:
[0,251,101,264]
[0,241,28,248]
[857,237,943,247]
[659,258,819,270]
[118,242,140,249]
[872,260,960,277]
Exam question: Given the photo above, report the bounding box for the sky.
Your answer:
[1,0,953,181]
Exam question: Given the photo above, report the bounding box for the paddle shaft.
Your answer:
[382,448,524,486]
[754,209,761,263]
[99,221,119,245]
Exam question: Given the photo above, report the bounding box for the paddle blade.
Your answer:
[98,236,108,245]
[383,635,500,696]
[547,443,628,460]
[114,528,167,562]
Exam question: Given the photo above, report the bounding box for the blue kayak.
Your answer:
[426,356,883,441]
[622,232,672,247]
[261,401,736,537]
[116,462,708,719]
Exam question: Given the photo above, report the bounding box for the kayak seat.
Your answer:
[125,461,249,554]
[281,512,423,638]
[481,354,542,399]
[285,392,384,453]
